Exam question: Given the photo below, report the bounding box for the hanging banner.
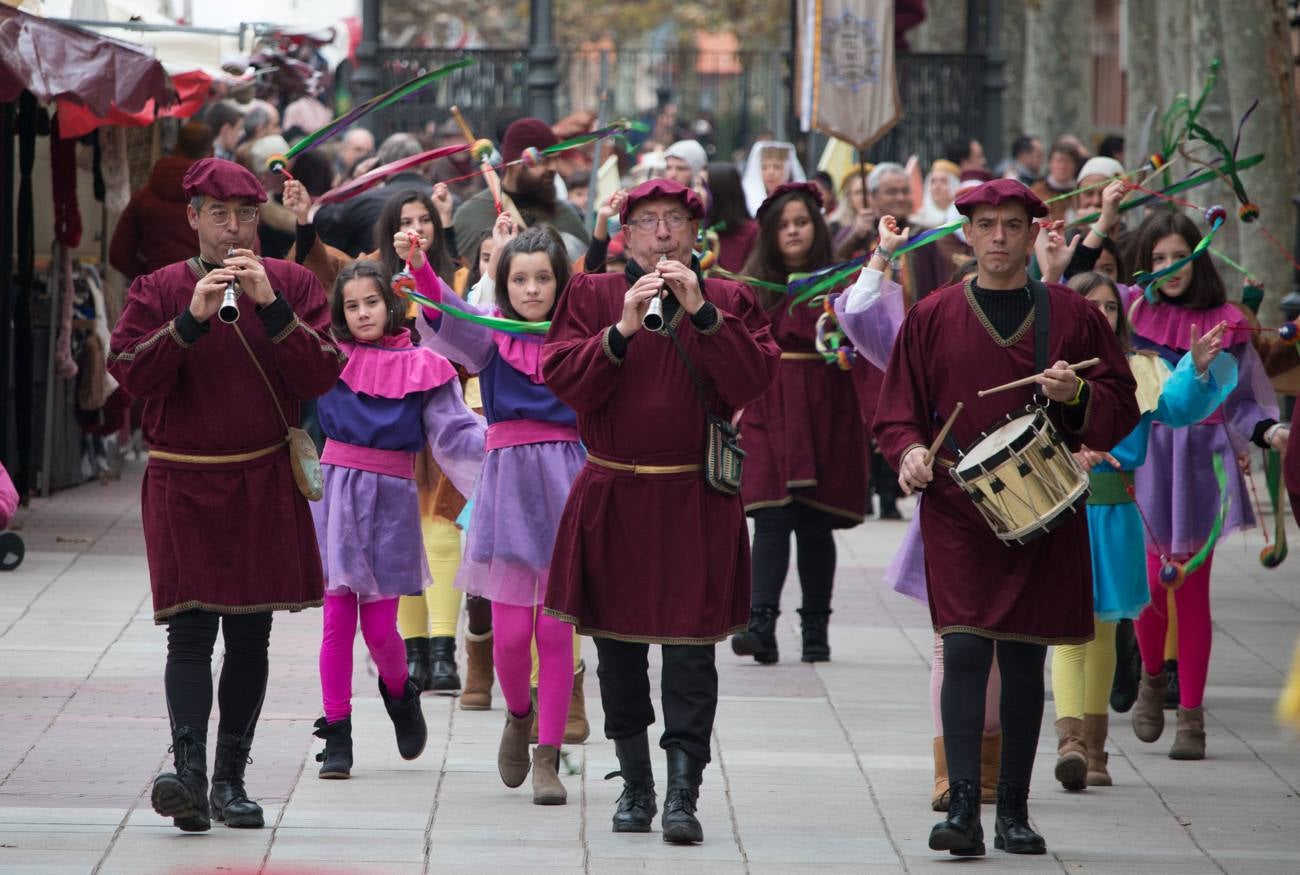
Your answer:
[797,0,903,151]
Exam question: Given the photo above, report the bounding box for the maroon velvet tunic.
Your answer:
[108,258,344,622]
[740,294,868,526]
[542,273,781,644]
[874,281,1139,644]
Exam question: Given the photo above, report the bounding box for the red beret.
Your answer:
[501,118,559,164]
[756,181,824,223]
[182,158,267,203]
[953,178,1047,219]
[619,179,705,225]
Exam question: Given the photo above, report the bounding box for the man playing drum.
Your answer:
[874,179,1138,858]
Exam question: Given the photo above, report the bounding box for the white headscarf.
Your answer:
[912,169,961,230]
[742,140,806,217]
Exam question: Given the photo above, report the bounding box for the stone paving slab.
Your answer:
[1,459,1298,873]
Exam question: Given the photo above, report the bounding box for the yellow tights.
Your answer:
[398,516,463,639]
[1051,618,1117,719]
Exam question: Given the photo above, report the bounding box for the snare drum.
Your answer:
[950,407,1090,544]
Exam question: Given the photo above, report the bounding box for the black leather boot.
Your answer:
[661,747,704,844]
[730,605,779,664]
[313,716,353,778]
[429,636,461,694]
[1109,619,1141,713]
[993,781,1046,854]
[1163,659,1181,710]
[379,677,428,760]
[606,732,657,833]
[209,732,264,828]
[928,778,984,856]
[405,637,434,692]
[798,610,831,662]
[151,726,210,832]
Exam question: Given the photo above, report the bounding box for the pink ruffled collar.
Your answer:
[494,330,546,384]
[1129,298,1252,352]
[339,329,457,398]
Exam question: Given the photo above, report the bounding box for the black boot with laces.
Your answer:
[151,726,210,832]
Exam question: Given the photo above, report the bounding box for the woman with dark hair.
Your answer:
[703,162,757,273]
[1127,211,1287,761]
[1049,270,1234,790]
[410,226,587,805]
[729,182,868,665]
[374,189,457,287]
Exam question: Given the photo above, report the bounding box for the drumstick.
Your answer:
[976,358,1101,398]
[924,402,964,466]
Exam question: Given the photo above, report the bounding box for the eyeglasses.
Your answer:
[627,213,690,232]
[203,206,260,225]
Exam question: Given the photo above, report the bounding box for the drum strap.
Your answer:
[1029,278,1051,373]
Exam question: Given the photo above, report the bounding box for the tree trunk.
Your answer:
[1021,0,1092,144]
[1124,1,1161,165]
[1218,0,1297,322]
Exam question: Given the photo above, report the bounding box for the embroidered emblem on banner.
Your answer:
[822,11,879,93]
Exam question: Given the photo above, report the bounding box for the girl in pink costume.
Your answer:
[1127,211,1286,760]
[310,260,484,779]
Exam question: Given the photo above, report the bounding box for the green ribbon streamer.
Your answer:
[1262,449,1289,568]
[709,267,789,292]
[282,59,476,163]
[1183,453,1229,575]
[403,286,549,335]
[786,219,967,312]
[1068,153,1263,227]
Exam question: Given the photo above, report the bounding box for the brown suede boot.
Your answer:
[532,745,567,805]
[1054,717,1087,791]
[564,663,590,744]
[497,707,533,788]
[931,737,950,811]
[1083,714,1112,786]
[979,732,1001,804]
[1169,706,1205,760]
[459,632,493,711]
[1132,670,1168,742]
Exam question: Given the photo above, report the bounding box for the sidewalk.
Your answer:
[1,459,1298,874]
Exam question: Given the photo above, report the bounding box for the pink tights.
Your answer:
[1135,552,1213,709]
[492,602,574,747]
[932,633,1001,737]
[320,592,409,722]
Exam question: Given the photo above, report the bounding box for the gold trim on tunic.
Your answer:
[586,453,702,476]
[149,440,287,465]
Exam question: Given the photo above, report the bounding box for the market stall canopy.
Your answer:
[0,4,174,115]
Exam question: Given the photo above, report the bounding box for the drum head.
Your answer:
[956,413,1037,474]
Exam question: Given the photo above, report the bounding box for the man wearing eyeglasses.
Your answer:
[108,158,343,835]
[542,179,780,845]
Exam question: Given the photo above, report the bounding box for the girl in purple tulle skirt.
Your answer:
[412,223,584,805]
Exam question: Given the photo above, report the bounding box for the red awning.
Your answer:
[55,69,211,138]
[0,6,174,116]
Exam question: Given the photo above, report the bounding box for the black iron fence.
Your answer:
[366,46,985,167]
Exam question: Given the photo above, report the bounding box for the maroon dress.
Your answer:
[873,280,1139,644]
[714,220,758,274]
[542,273,781,643]
[740,294,868,526]
[108,258,344,622]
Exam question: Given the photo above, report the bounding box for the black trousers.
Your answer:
[750,503,837,614]
[165,609,273,740]
[940,632,1046,789]
[870,449,899,509]
[594,638,718,765]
